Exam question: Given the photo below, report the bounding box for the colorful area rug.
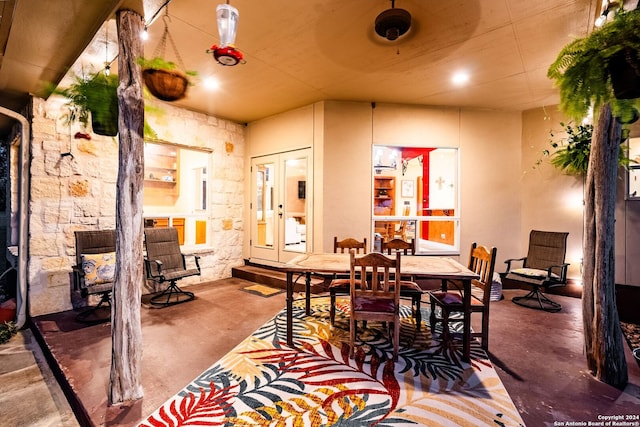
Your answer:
[139,296,524,426]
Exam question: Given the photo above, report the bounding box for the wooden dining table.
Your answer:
[282,252,480,361]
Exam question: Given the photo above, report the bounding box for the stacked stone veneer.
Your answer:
[28,96,245,316]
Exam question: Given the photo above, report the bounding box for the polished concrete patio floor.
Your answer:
[30,277,640,426]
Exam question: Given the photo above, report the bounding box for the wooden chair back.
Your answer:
[349,251,401,360]
[334,237,367,254]
[382,238,415,255]
[468,243,497,306]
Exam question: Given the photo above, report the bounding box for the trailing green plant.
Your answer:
[51,70,158,139]
[547,6,640,123]
[537,121,635,175]
[53,71,119,136]
[0,321,17,345]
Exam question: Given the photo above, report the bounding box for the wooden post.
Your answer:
[109,9,145,404]
[582,103,628,389]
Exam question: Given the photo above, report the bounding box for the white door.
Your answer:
[250,149,311,264]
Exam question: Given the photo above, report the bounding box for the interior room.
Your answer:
[0,0,639,426]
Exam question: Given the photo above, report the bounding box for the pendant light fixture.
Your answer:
[207,2,244,66]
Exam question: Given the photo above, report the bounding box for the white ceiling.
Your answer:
[0,0,602,137]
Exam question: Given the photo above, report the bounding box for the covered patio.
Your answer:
[27,275,640,426]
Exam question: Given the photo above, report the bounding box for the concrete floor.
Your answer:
[0,328,78,426]
[22,277,640,426]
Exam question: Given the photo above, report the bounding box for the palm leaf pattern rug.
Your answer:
[139,296,524,426]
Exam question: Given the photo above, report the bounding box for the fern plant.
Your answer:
[54,72,120,136]
[538,121,634,175]
[547,7,640,122]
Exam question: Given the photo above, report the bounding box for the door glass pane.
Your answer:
[256,162,275,247]
[283,156,307,253]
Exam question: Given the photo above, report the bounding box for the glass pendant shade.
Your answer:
[216,4,239,47]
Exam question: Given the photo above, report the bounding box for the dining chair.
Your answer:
[381,238,423,330]
[428,242,497,350]
[349,251,401,360]
[329,237,367,325]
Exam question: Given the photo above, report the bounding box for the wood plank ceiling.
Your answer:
[0,0,601,136]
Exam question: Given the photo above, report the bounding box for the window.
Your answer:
[372,145,459,255]
[143,140,212,247]
[627,137,640,200]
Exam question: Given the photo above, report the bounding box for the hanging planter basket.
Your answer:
[608,48,640,100]
[140,13,195,102]
[142,68,189,101]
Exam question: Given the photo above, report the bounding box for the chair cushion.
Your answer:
[430,291,463,305]
[81,252,116,285]
[510,267,559,280]
[353,296,395,312]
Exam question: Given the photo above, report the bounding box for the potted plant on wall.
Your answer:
[55,71,120,136]
[547,5,640,123]
[137,57,197,102]
[52,71,159,139]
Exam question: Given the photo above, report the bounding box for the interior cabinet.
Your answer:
[374,176,395,215]
[144,142,180,199]
[145,217,185,245]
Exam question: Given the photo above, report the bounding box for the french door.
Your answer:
[250,149,311,264]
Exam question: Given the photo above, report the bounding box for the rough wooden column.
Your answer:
[109,9,145,404]
[582,103,628,389]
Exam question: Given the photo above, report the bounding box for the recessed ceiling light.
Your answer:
[203,76,220,91]
[452,71,470,86]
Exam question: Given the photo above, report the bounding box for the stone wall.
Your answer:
[28,96,245,316]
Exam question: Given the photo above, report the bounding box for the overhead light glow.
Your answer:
[204,76,220,91]
[141,26,149,41]
[452,71,470,86]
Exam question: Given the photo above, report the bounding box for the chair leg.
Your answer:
[429,299,436,334]
[150,281,195,307]
[481,311,489,351]
[512,288,561,312]
[330,291,336,325]
[441,308,452,343]
[76,292,111,324]
[414,295,422,331]
[349,317,356,359]
[393,319,399,361]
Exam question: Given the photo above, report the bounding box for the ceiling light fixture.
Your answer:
[375,0,412,41]
[452,71,470,86]
[207,2,244,66]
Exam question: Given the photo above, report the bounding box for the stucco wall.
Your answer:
[28,96,245,316]
[521,107,586,280]
[245,101,526,269]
